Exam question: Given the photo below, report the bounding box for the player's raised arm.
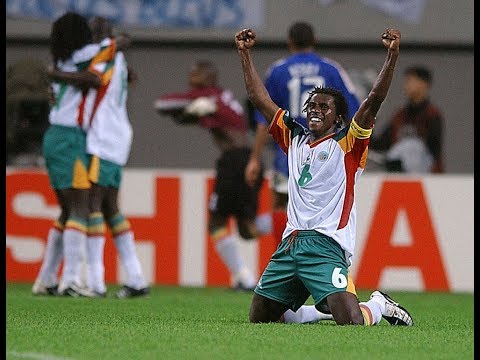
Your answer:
[235,29,279,125]
[353,28,401,130]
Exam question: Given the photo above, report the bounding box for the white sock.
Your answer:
[114,230,147,289]
[214,235,244,274]
[215,235,244,274]
[283,305,334,324]
[214,235,256,287]
[255,213,272,235]
[360,298,384,325]
[37,227,63,286]
[86,235,106,293]
[235,266,257,289]
[61,228,86,287]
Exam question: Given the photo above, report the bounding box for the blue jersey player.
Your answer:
[245,22,360,244]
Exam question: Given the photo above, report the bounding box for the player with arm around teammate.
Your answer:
[32,12,117,297]
[235,27,413,326]
[83,16,150,298]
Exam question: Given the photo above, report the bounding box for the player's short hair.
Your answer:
[405,65,432,85]
[303,86,349,124]
[288,22,315,49]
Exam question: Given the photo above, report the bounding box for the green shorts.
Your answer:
[42,125,91,190]
[88,155,123,188]
[254,230,357,311]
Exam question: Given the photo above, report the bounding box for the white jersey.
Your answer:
[49,41,116,129]
[268,109,372,264]
[85,49,132,166]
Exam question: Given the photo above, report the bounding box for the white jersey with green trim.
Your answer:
[48,44,101,129]
[268,109,371,264]
[85,50,133,166]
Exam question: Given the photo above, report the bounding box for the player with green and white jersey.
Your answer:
[33,12,117,297]
[236,27,413,326]
[83,16,149,298]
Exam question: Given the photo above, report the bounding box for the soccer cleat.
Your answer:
[62,287,83,297]
[115,285,150,299]
[233,281,256,292]
[32,280,58,296]
[59,283,95,298]
[86,290,107,298]
[233,267,257,292]
[370,290,414,326]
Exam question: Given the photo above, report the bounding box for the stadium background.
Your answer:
[6,1,473,293]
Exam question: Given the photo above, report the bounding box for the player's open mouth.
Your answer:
[310,117,322,123]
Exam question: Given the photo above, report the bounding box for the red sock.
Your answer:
[272,210,287,245]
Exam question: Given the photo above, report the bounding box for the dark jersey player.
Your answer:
[154,60,270,290]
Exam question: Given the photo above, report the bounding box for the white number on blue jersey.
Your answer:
[287,76,325,117]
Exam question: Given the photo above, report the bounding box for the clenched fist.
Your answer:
[235,28,256,50]
[381,28,401,52]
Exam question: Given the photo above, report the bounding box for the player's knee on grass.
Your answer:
[249,293,287,323]
[327,292,364,325]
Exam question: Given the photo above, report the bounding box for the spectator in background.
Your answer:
[369,65,444,173]
[244,21,360,245]
[154,60,271,291]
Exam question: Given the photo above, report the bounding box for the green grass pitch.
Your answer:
[6,283,473,360]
